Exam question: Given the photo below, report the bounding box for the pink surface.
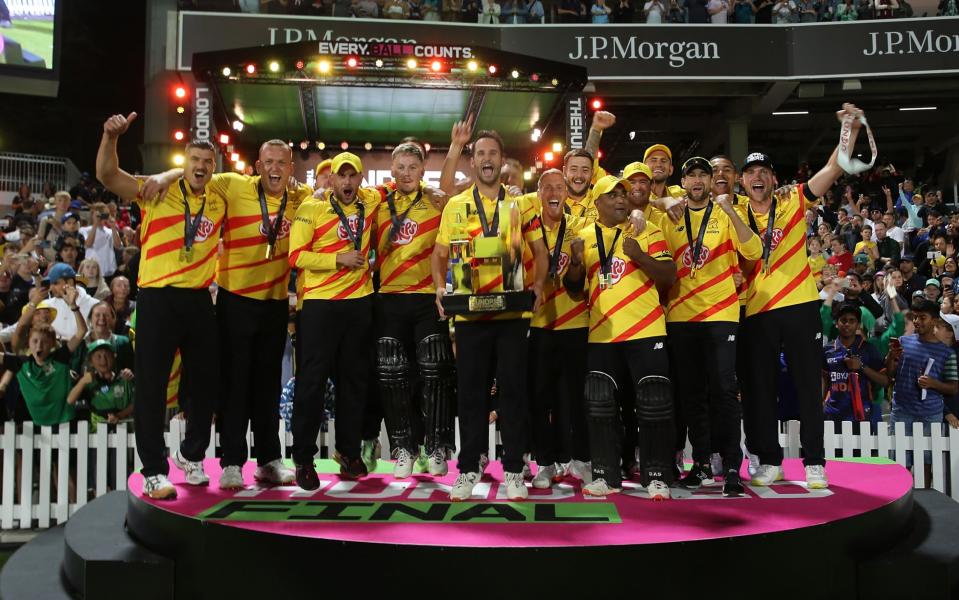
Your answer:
[129,458,912,548]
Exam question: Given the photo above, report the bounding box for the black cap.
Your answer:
[836,303,862,321]
[900,254,914,263]
[681,156,712,176]
[742,152,775,172]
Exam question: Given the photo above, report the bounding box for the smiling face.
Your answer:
[564,156,593,199]
[91,303,116,336]
[471,137,504,188]
[741,165,777,203]
[89,347,115,375]
[256,143,294,197]
[537,171,566,222]
[596,184,629,226]
[184,146,216,191]
[626,173,651,210]
[710,157,736,196]
[644,150,672,185]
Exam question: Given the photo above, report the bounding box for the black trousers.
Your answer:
[371,293,450,446]
[134,287,217,477]
[217,289,288,468]
[588,337,670,485]
[455,318,529,473]
[667,321,742,472]
[528,327,589,465]
[292,296,373,465]
[740,300,825,467]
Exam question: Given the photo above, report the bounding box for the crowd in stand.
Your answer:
[180,0,955,23]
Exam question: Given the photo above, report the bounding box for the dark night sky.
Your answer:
[0,1,147,175]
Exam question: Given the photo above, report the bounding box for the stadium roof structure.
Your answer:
[190,40,588,157]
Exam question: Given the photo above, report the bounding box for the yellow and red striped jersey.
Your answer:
[580,221,672,343]
[661,204,762,323]
[375,185,443,295]
[531,215,589,330]
[134,177,226,290]
[208,173,312,301]
[288,187,382,302]
[809,253,826,282]
[566,192,597,220]
[436,185,543,322]
[736,184,819,317]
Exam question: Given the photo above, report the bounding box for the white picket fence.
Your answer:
[1,418,958,530]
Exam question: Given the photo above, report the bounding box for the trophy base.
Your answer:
[441,291,534,316]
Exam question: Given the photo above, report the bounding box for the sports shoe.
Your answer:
[504,471,528,501]
[710,453,724,478]
[393,447,415,479]
[624,462,642,481]
[360,439,380,473]
[172,451,209,486]
[450,471,481,501]
[674,450,685,480]
[532,463,562,489]
[295,462,320,491]
[521,453,533,480]
[582,478,622,497]
[750,464,783,486]
[722,470,745,497]
[805,465,828,489]
[143,474,177,500]
[479,453,490,475]
[413,446,430,474]
[647,479,670,501]
[679,462,714,489]
[333,451,369,480]
[565,459,591,483]
[255,459,295,485]
[747,453,761,478]
[427,448,448,477]
[219,465,245,490]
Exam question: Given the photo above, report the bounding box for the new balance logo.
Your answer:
[727,335,736,342]
[815,332,822,340]
[653,342,664,350]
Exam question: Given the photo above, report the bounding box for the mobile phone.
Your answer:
[890,337,901,350]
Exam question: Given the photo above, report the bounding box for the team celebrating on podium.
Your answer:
[95,102,869,502]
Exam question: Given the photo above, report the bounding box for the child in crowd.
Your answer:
[0,324,77,426]
[822,303,889,425]
[67,339,134,431]
[808,236,826,283]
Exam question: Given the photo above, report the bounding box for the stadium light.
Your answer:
[591,98,602,110]
[221,67,231,77]
[173,130,185,142]
[245,64,256,74]
[219,133,230,145]
[232,120,244,132]
[172,154,185,166]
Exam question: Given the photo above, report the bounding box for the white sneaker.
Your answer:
[710,453,724,478]
[172,451,209,486]
[582,478,621,497]
[521,453,533,480]
[504,471,528,501]
[428,448,448,477]
[564,459,591,483]
[143,474,177,500]
[647,479,671,501]
[747,453,761,478]
[750,464,784,486]
[393,448,415,479]
[805,465,828,489]
[254,459,295,485]
[532,463,562,489]
[478,453,490,475]
[450,471,481,501]
[219,465,245,490]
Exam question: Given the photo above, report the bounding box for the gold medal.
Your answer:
[265,243,275,260]
[179,247,194,263]
[599,273,611,290]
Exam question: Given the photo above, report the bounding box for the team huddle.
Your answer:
[95,102,868,503]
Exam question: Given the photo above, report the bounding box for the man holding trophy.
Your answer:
[431,129,549,502]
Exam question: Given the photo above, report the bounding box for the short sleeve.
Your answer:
[643,224,672,261]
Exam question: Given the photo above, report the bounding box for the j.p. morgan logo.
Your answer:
[569,36,719,68]
[863,29,959,56]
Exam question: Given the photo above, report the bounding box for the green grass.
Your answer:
[1,19,55,69]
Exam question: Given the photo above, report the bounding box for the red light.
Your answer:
[431,60,442,72]
[340,141,349,150]
[488,65,497,75]
[544,151,555,162]
[219,133,230,145]
[591,98,602,110]
[173,130,185,142]
[531,73,540,82]
[245,64,256,74]
[346,57,358,68]
[295,60,305,69]
[174,86,187,99]
[597,150,603,159]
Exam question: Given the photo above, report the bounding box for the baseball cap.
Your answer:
[913,290,925,298]
[742,152,775,172]
[854,253,870,265]
[86,339,116,355]
[875,270,886,278]
[899,254,914,263]
[61,212,79,224]
[622,162,653,182]
[315,158,332,177]
[926,278,941,289]
[331,152,362,175]
[592,175,631,197]
[941,312,959,340]
[42,263,77,284]
[22,299,57,321]
[682,156,712,176]
[643,144,672,162]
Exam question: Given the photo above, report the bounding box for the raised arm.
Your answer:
[95,112,140,202]
[806,103,865,200]
[440,115,473,195]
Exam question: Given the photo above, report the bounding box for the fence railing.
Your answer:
[1,418,957,530]
[0,152,77,201]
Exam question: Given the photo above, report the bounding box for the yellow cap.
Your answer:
[592,174,631,197]
[622,162,653,182]
[23,299,58,322]
[331,152,362,175]
[643,144,672,162]
[315,158,332,178]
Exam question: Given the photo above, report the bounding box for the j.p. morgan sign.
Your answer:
[178,12,959,80]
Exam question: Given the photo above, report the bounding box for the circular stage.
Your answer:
[126,457,914,598]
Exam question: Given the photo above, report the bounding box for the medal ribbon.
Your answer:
[386,188,423,242]
[178,179,206,252]
[540,215,567,279]
[473,185,505,237]
[837,113,878,175]
[595,224,622,283]
[683,201,713,276]
[329,195,365,251]
[257,180,288,253]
